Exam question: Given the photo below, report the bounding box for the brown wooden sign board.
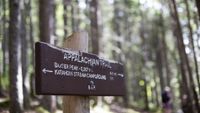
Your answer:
[35,42,125,96]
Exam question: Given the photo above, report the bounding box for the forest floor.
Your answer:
[0,97,153,113]
[0,105,151,113]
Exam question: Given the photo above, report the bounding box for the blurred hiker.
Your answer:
[162,87,172,113]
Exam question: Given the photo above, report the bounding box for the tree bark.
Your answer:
[39,0,55,44]
[28,0,35,98]
[169,0,197,112]
[153,69,160,107]
[71,3,75,32]
[159,13,171,88]
[193,12,200,50]
[195,0,200,20]
[155,41,165,92]
[71,0,80,32]
[21,0,31,108]
[63,0,71,38]
[39,0,56,112]
[2,0,9,85]
[1,0,8,96]
[112,1,129,106]
[152,17,165,92]
[113,0,123,37]
[144,78,149,110]
[9,0,24,112]
[0,6,2,95]
[89,0,99,55]
[184,0,200,111]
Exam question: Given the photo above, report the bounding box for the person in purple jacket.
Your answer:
[162,87,172,113]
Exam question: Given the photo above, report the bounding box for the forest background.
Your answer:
[0,0,200,113]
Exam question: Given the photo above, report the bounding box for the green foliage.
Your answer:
[0,98,10,108]
[35,107,50,113]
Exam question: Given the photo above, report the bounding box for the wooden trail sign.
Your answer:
[35,42,125,96]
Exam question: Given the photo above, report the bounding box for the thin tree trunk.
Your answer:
[39,0,55,44]
[2,0,9,97]
[0,7,2,95]
[63,1,67,37]
[75,0,80,28]
[153,69,160,107]
[53,1,57,45]
[71,3,75,32]
[159,12,171,88]
[9,0,24,112]
[39,0,56,112]
[185,0,200,96]
[144,78,149,110]
[124,0,132,42]
[193,12,200,50]
[52,1,57,111]
[2,0,9,82]
[195,0,200,20]
[155,43,165,92]
[28,0,35,99]
[21,4,30,109]
[89,0,99,55]
[113,0,121,36]
[0,0,7,96]
[63,0,71,38]
[139,6,152,109]
[28,0,36,99]
[71,0,80,32]
[170,0,196,112]
[152,19,165,92]
[113,1,129,106]
[184,0,200,111]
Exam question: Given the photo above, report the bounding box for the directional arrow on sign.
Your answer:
[42,68,53,74]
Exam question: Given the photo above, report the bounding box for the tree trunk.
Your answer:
[195,0,200,20]
[75,0,80,28]
[155,41,165,92]
[28,0,35,99]
[2,0,9,87]
[9,0,24,112]
[159,13,171,88]
[71,0,80,32]
[89,0,99,55]
[53,1,57,45]
[113,0,122,36]
[193,11,200,50]
[153,69,160,107]
[63,0,71,38]
[71,3,75,32]
[184,0,200,111]
[112,1,129,106]
[88,0,102,107]
[1,0,8,96]
[169,0,197,112]
[21,0,31,108]
[144,78,149,110]
[39,0,56,112]
[0,13,2,96]
[152,19,165,92]
[39,0,55,44]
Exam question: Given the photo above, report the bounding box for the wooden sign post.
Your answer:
[63,32,89,113]
[35,32,125,113]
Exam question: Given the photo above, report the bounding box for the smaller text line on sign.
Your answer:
[35,42,125,96]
